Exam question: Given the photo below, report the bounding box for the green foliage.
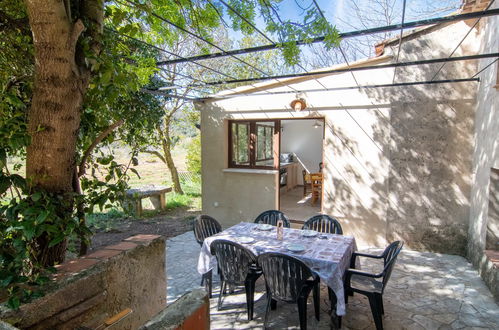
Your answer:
[186,135,201,175]
[86,208,126,232]
[0,180,82,309]
[0,0,342,309]
[166,193,194,209]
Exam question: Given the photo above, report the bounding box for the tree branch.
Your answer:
[78,119,124,177]
[142,149,167,164]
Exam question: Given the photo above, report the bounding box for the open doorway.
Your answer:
[279,118,324,222]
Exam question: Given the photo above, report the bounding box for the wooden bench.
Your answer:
[124,185,172,216]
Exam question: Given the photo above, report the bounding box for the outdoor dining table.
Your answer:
[197,222,357,316]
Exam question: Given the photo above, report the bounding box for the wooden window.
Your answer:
[228,120,279,169]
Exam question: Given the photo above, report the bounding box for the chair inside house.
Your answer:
[254,210,290,228]
[310,173,323,205]
[302,170,312,197]
[344,241,404,330]
[210,239,262,321]
[302,214,343,234]
[193,215,222,298]
[258,253,320,330]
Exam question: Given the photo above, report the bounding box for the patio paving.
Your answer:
[166,231,499,329]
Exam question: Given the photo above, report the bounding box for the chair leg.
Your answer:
[206,270,213,298]
[297,296,308,330]
[244,279,256,321]
[329,287,336,313]
[270,298,277,310]
[367,293,383,330]
[378,295,384,315]
[217,281,226,311]
[264,295,272,329]
[313,283,320,321]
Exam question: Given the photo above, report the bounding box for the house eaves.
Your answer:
[204,55,393,100]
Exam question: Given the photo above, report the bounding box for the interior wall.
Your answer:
[281,119,324,175]
[468,0,499,264]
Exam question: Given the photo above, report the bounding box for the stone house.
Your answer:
[195,0,498,271]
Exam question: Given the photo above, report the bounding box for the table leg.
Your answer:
[160,193,166,210]
[136,199,142,217]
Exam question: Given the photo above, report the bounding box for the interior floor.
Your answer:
[280,187,321,222]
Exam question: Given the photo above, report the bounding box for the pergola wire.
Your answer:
[392,0,408,83]
[431,0,496,81]
[215,0,311,92]
[106,28,237,82]
[157,8,499,66]
[106,28,254,98]
[189,53,499,87]
[198,77,479,100]
[123,0,272,78]
[108,2,499,102]
[217,0,273,43]
[472,58,499,78]
[312,0,360,88]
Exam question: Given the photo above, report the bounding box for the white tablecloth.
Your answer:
[197,222,357,316]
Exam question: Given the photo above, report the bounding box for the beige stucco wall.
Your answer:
[200,106,278,228]
[197,20,481,251]
[468,0,499,262]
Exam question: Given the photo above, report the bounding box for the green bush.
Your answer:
[186,135,201,175]
[166,193,192,209]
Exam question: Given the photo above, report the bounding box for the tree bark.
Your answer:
[24,0,104,266]
[159,122,184,194]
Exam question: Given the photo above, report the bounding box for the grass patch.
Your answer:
[167,193,193,209]
[86,208,127,231]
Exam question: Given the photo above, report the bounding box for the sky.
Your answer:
[223,0,462,68]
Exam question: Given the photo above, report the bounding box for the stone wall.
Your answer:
[486,169,499,250]
[140,289,210,330]
[0,235,166,329]
[467,0,499,300]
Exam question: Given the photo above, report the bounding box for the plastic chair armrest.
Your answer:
[346,268,383,279]
[352,251,384,259]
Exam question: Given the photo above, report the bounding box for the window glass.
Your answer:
[229,120,277,168]
[231,122,250,165]
[255,122,274,166]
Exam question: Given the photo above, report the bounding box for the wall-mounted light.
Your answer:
[290,93,307,112]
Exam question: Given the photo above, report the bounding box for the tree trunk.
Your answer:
[159,124,184,194]
[24,0,103,266]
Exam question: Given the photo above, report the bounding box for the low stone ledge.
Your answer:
[482,250,499,301]
[484,250,499,268]
[1,234,166,329]
[139,289,210,330]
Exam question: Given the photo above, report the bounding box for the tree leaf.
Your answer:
[48,235,65,248]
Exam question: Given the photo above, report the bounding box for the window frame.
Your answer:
[228,119,280,170]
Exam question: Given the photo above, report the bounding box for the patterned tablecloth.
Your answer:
[197,222,357,316]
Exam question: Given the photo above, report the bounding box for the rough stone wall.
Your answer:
[140,289,210,330]
[387,99,475,255]
[466,0,499,298]
[0,235,166,329]
[468,0,499,265]
[378,18,479,254]
[486,169,499,249]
